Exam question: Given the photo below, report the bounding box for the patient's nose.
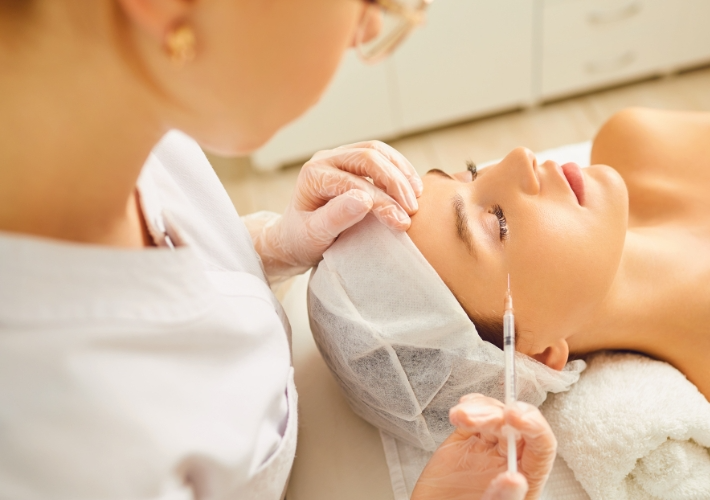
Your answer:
[504,147,540,196]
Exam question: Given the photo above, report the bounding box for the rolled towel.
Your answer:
[540,352,710,500]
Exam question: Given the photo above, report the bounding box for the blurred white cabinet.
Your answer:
[251,0,710,170]
[391,0,534,133]
[674,0,710,68]
[541,0,682,99]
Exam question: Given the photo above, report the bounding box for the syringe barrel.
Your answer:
[504,311,516,405]
[504,311,515,345]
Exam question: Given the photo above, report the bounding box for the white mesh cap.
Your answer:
[308,214,585,451]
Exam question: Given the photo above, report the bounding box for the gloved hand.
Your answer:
[245,141,422,283]
[411,394,557,500]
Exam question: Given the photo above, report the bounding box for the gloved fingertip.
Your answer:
[482,472,528,500]
[500,471,528,491]
[386,218,410,232]
[404,189,418,214]
[513,401,533,413]
[448,405,462,426]
[448,402,471,423]
[392,211,411,228]
[505,402,543,433]
[373,205,411,231]
[345,189,373,213]
[412,177,424,197]
[508,472,529,493]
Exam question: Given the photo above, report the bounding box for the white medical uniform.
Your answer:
[0,131,297,499]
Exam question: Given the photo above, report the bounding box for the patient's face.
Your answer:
[407,148,628,364]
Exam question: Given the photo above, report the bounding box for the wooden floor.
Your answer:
[211,65,710,216]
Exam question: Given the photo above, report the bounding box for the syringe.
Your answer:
[503,274,518,473]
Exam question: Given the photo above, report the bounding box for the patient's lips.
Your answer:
[561,162,585,205]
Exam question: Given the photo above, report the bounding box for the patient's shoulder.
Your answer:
[592,108,710,227]
[591,107,710,178]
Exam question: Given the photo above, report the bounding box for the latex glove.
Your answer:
[411,394,557,500]
[245,141,422,283]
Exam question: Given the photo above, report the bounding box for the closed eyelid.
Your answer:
[452,192,506,258]
[427,168,455,180]
[426,168,479,183]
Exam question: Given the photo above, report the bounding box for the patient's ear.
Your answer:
[117,0,197,40]
[531,339,569,371]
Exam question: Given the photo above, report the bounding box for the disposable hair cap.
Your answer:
[308,214,585,451]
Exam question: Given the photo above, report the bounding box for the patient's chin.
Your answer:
[587,164,629,219]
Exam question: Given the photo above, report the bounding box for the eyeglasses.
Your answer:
[356,0,433,64]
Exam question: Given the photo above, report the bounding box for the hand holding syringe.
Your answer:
[413,275,558,500]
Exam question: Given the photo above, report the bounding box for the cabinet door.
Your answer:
[251,52,397,171]
[391,0,534,134]
[674,0,710,68]
[540,0,674,100]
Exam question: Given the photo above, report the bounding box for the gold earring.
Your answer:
[165,24,196,66]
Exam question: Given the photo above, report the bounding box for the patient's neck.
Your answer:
[569,228,710,399]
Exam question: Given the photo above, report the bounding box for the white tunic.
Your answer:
[0,131,297,499]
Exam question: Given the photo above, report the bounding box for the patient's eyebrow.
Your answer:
[452,194,476,259]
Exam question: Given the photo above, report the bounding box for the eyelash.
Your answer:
[492,204,508,241]
[466,160,478,181]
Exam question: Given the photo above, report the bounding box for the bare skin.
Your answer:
[579,108,710,400]
[407,107,710,402]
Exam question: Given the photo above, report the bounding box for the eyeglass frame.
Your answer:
[357,0,434,63]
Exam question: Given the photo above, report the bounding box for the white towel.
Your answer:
[540,352,710,500]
